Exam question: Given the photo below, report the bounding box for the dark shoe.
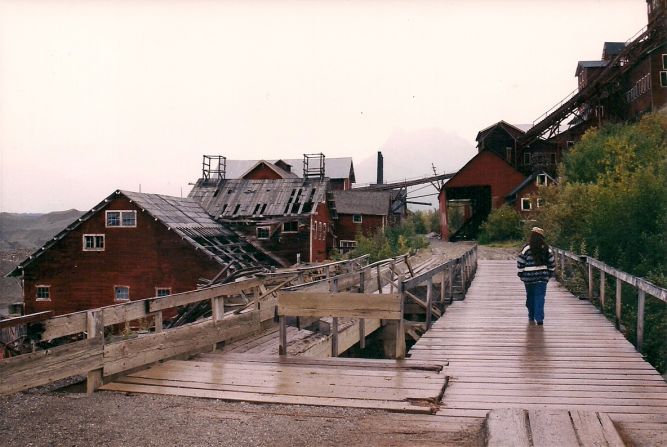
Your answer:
[537,321,543,326]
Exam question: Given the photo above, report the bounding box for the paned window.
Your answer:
[256,227,270,240]
[106,210,137,227]
[661,71,667,88]
[114,286,130,302]
[352,214,362,223]
[36,285,50,300]
[536,174,548,186]
[521,198,532,211]
[283,221,298,233]
[83,234,105,251]
[536,198,545,208]
[156,288,171,297]
[340,240,357,252]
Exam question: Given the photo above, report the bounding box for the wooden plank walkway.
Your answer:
[101,354,448,414]
[410,260,667,429]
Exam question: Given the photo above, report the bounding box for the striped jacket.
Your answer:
[517,245,555,284]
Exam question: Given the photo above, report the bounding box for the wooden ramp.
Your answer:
[410,260,667,441]
[101,354,448,414]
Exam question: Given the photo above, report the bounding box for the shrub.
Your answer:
[478,205,523,243]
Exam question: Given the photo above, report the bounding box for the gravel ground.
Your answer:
[0,242,502,447]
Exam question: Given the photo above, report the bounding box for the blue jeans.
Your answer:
[525,282,547,323]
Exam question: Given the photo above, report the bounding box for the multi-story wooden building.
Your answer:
[331,190,395,253]
[7,190,274,317]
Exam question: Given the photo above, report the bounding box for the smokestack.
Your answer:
[377,151,384,184]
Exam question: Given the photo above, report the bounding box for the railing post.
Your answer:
[212,296,225,322]
[86,310,104,395]
[560,251,565,280]
[637,289,645,352]
[460,259,466,293]
[426,278,433,330]
[440,270,446,305]
[448,264,454,304]
[279,315,287,355]
[599,270,606,312]
[331,277,339,357]
[376,265,383,294]
[587,262,594,301]
[389,261,396,293]
[359,271,366,349]
[396,274,406,359]
[154,311,163,333]
[615,277,622,329]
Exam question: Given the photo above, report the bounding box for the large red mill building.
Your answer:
[440,0,667,241]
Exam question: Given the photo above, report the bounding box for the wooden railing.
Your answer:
[553,248,667,351]
[0,256,368,395]
[277,245,479,359]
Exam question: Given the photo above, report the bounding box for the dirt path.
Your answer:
[0,242,502,447]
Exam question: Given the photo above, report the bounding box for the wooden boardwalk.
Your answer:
[410,260,667,435]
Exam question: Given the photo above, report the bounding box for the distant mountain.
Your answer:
[0,209,84,251]
[354,127,476,209]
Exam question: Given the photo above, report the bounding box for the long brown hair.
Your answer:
[529,232,549,265]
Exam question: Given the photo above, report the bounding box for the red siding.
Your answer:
[445,151,526,209]
[22,197,221,316]
[335,214,385,243]
[242,164,283,180]
[310,202,332,262]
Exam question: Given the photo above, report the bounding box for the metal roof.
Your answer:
[7,190,276,277]
[603,42,626,58]
[188,178,330,220]
[216,157,355,182]
[332,190,393,216]
[575,60,609,76]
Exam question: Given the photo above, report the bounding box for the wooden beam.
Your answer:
[637,290,645,352]
[277,292,402,320]
[86,310,104,395]
[0,311,53,329]
[426,278,433,329]
[615,277,622,329]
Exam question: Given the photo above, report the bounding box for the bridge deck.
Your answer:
[410,260,667,427]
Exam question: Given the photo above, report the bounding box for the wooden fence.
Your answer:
[553,247,667,351]
[277,245,479,359]
[0,255,368,395]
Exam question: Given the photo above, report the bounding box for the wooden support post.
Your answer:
[359,271,366,349]
[396,274,406,359]
[426,278,433,330]
[376,265,382,294]
[325,265,331,279]
[154,311,163,333]
[279,315,287,355]
[86,310,104,395]
[298,271,305,284]
[212,296,225,322]
[405,257,415,278]
[599,271,606,312]
[448,265,454,303]
[389,262,395,293]
[440,271,446,305]
[460,260,466,293]
[637,290,645,352]
[560,251,565,279]
[331,277,339,357]
[615,278,622,329]
[588,263,594,301]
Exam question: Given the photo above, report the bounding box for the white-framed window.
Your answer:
[282,221,298,233]
[352,214,362,223]
[256,227,270,240]
[322,223,327,240]
[662,53,667,70]
[536,198,545,208]
[114,286,130,302]
[340,240,357,250]
[521,198,532,211]
[83,234,105,251]
[536,174,548,186]
[36,285,51,301]
[155,287,171,297]
[566,140,575,148]
[523,153,531,165]
[660,71,667,88]
[106,210,137,228]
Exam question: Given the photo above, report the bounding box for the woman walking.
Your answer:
[517,227,555,325]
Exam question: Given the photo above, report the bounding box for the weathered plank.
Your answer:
[0,311,53,329]
[103,311,259,376]
[485,409,530,447]
[0,338,103,394]
[277,292,401,319]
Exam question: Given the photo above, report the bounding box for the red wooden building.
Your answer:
[506,171,556,216]
[188,177,333,265]
[7,190,274,317]
[331,190,395,253]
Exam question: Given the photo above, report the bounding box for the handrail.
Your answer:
[552,247,666,352]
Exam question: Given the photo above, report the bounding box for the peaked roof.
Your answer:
[575,60,608,76]
[7,190,275,277]
[506,171,557,199]
[602,42,626,59]
[332,190,393,216]
[476,120,528,143]
[212,157,355,182]
[188,178,330,220]
[240,160,299,179]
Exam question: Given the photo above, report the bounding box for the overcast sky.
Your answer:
[0,0,648,213]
